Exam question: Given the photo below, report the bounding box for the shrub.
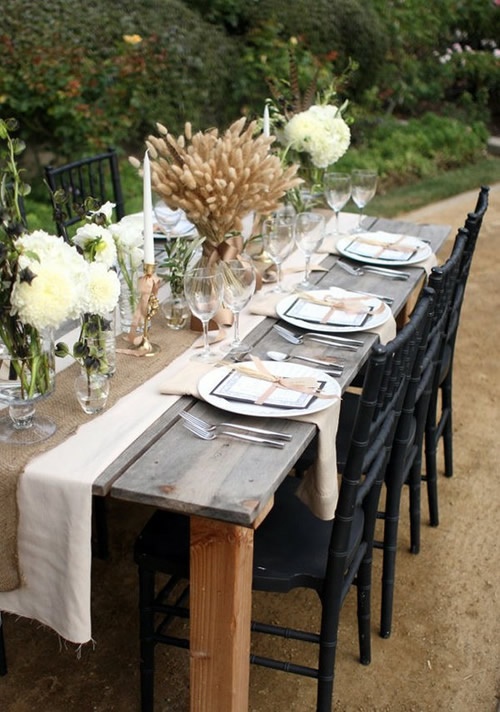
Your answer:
[334,113,489,191]
[1,0,238,157]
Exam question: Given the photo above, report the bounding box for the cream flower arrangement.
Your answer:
[284,104,351,170]
[140,117,301,261]
[11,229,87,331]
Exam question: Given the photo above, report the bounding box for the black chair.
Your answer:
[0,613,7,676]
[44,148,125,241]
[424,186,489,495]
[376,229,468,639]
[133,289,435,712]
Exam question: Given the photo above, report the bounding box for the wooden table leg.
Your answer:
[190,516,254,712]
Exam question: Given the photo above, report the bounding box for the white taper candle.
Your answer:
[142,150,155,266]
[263,104,270,138]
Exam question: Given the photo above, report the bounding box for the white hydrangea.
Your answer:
[110,215,145,268]
[284,105,351,169]
[82,261,121,316]
[12,230,88,330]
[73,222,117,268]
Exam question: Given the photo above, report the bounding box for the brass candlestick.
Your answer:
[137,263,160,356]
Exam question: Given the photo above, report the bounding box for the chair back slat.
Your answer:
[44,149,125,240]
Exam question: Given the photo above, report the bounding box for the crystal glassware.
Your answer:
[154,199,183,239]
[184,266,224,363]
[294,212,326,290]
[324,172,352,237]
[351,169,378,232]
[262,215,295,293]
[219,256,256,355]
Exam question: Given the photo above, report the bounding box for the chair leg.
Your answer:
[408,459,422,555]
[138,567,156,712]
[0,613,7,676]
[356,554,372,664]
[440,372,454,478]
[424,402,440,527]
[380,481,403,639]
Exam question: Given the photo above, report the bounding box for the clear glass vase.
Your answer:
[79,312,116,377]
[118,268,142,334]
[0,327,56,444]
[74,369,110,415]
[161,288,189,330]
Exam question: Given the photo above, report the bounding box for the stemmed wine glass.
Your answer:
[351,170,378,232]
[184,266,224,363]
[294,212,326,290]
[154,199,183,238]
[324,172,352,237]
[220,256,257,355]
[262,215,295,293]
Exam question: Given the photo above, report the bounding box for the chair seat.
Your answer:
[134,510,189,577]
[253,476,364,594]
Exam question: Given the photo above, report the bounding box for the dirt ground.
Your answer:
[1,186,499,711]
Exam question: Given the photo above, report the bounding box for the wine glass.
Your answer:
[351,170,378,232]
[154,199,183,238]
[324,172,352,237]
[220,256,257,355]
[262,215,295,293]
[183,266,224,363]
[294,212,326,290]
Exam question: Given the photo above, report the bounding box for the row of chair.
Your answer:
[0,154,490,707]
[132,185,490,711]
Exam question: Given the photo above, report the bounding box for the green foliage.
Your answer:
[1,0,238,157]
[334,114,489,191]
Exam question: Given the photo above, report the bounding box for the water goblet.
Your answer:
[183,266,224,363]
[154,199,183,239]
[294,212,326,290]
[220,255,257,355]
[351,169,378,232]
[262,215,295,293]
[324,172,352,237]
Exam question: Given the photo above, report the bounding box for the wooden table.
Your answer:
[98,216,451,712]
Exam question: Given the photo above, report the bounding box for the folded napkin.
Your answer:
[250,287,396,345]
[160,360,341,519]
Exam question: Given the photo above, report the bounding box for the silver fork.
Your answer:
[179,410,292,440]
[273,324,363,350]
[181,419,286,448]
[336,259,409,280]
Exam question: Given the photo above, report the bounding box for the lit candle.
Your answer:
[263,104,270,138]
[142,150,155,266]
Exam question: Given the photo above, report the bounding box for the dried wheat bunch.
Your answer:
[145,117,301,248]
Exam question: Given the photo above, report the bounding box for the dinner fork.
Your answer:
[337,259,409,280]
[273,324,363,349]
[181,419,286,448]
[179,410,292,440]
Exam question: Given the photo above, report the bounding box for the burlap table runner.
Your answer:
[0,325,199,591]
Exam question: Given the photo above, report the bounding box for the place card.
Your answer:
[284,296,372,328]
[210,369,324,409]
[344,232,418,262]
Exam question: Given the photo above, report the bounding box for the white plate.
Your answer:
[198,361,340,418]
[336,233,431,266]
[276,289,392,334]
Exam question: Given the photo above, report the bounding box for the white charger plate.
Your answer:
[198,361,340,418]
[336,233,431,266]
[276,289,392,334]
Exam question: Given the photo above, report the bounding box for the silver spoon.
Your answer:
[266,350,343,374]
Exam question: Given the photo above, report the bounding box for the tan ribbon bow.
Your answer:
[223,355,338,405]
[295,291,383,324]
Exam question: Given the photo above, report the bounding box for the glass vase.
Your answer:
[74,369,110,415]
[161,287,189,330]
[0,326,56,444]
[118,268,142,334]
[79,312,116,377]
